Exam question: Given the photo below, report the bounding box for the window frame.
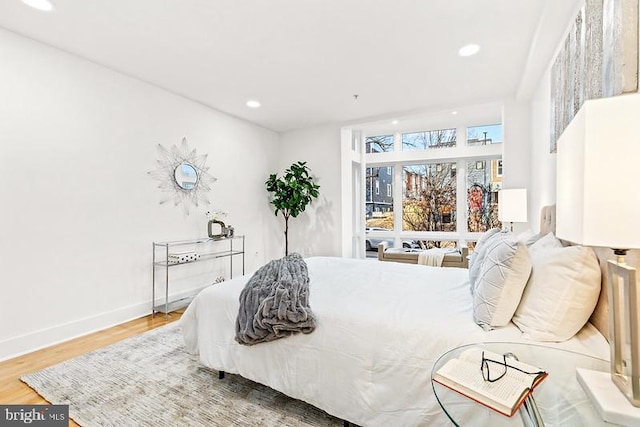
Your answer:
[363,125,502,250]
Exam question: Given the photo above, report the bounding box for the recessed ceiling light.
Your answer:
[451,111,458,115]
[458,44,480,57]
[391,120,399,125]
[21,0,54,12]
[246,100,261,108]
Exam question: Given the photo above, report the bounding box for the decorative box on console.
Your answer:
[167,251,200,265]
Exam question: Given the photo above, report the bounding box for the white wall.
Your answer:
[0,28,279,361]
[501,98,532,234]
[501,99,531,189]
[274,125,343,257]
[528,71,557,230]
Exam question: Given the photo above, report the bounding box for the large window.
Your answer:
[402,128,456,151]
[366,166,394,226]
[403,163,456,232]
[363,121,503,254]
[467,160,502,233]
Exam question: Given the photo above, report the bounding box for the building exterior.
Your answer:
[366,165,393,218]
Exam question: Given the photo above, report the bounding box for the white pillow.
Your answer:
[469,228,503,293]
[474,228,502,254]
[528,232,562,255]
[512,245,601,342]
[473,237,532,330]
[519,231,543,247]
[516,229,535,242]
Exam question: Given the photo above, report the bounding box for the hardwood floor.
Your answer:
[0,311,183,426]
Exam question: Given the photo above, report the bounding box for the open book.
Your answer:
[432,347,548,417]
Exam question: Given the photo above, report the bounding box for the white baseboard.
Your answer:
[0,287,204,363]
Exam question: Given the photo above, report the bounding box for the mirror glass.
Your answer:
[174,163,198,190]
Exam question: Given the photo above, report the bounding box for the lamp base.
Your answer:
[577,368,640,426]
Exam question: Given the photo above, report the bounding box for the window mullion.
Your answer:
[456,159,467,249]
[392,132,402,247]
[393,161,403,247]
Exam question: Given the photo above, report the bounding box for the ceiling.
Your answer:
[0,0,580,132]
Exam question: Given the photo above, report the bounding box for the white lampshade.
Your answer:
[498,189,527,223]
[558,93,640,413]
[556,93,640,250]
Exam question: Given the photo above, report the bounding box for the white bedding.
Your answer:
[180,256,609,426]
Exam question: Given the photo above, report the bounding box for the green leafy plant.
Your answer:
[266,161,320,255]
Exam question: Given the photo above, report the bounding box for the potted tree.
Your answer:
[266,161,320,255]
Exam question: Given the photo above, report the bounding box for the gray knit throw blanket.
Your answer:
[235,253,317,345]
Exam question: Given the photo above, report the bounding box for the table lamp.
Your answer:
[498,189,527,232]
[556,94,640,425]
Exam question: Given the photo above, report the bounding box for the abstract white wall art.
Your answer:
[550,0,638,153]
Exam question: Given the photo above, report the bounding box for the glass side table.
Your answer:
[431,342,619,427]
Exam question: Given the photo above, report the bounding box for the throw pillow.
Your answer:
[473,228,502,256]
[528,232,562,256]
[516,229,535,243]
[469,228,506,294]
[512,245,601,342]
[519,232,543,247]
[473,236,532,330]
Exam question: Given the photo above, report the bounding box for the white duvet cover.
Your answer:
[181,257,608,426]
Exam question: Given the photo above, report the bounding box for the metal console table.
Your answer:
[152,235,245,316]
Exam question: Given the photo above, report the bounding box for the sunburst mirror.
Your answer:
[148,137,217,215]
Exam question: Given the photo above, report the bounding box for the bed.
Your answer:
[180,207,610,426]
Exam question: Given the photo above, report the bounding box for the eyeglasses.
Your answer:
[480,351,546,383]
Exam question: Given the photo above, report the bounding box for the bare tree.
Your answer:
[366,135,393,153]
[468,184,493,233]
[402,129,456,150]
[402,163,456,235]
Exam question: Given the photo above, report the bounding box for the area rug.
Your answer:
[21,323,341,426]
